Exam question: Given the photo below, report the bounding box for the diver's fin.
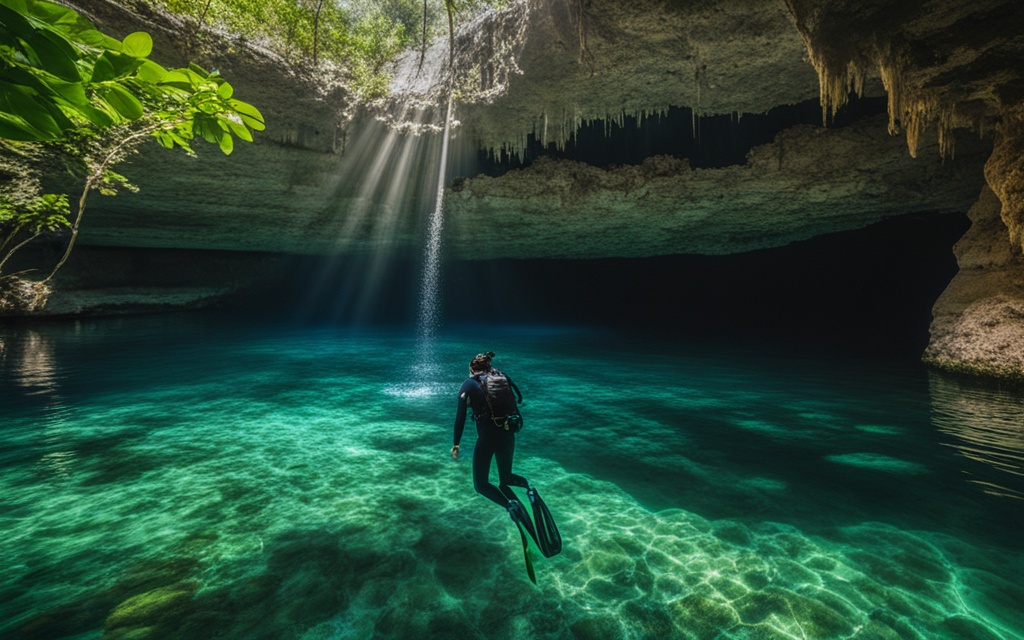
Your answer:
[508,500,538,584]
[508,499,538,545]
[527,487,562,558]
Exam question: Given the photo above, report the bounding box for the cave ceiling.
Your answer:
[77,0,1024,259]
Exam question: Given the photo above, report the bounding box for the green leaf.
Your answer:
[217,131,233,154]
[153,130,174,149]
[137,60,168,84]
[0,4,37,42]
[158,70,194,90]
[195,117,219,143]
[74,103,114,127]
[121,31,152,58]
[1,65,53,97]
[22,0,83,28]
[238,113,264,131]
[228,98,265,131]
[4,67,92,108]
[45,76,89,107]
[216,81,233,99]
[101,83,144,120]
[185,68,207,86]
[166,125,194,154]
[76,29,123,50]
[187,62,210,78]
[25,30,81,81]
[218,113,253,142]
[0,111,52,140]
[103,51,142,79]
[0,82,64,136]
[90,54,116,82]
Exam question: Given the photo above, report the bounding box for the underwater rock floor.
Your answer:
[1,314,1022,639]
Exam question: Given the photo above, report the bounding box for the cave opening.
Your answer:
[443,210,970,357]
[250,208,969,359]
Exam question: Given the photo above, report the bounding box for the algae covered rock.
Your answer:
[103,581,198,638]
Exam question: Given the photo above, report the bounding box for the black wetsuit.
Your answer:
[453,373,527,508]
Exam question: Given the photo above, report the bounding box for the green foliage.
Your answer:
[0,0,264,150]
[347,12,406,99]
[376,0,437,47]
[0,0,266,296]
[137,0,508,100]
[0,192,69,234]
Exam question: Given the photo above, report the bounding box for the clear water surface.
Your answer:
[1,313,1022,639]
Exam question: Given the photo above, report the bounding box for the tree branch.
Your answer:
[40,120,172,285]
[0,223,26,256]
[0,229,41,274]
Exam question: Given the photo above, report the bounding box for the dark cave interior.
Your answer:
[253,209,968,358]
[252,94,968,357]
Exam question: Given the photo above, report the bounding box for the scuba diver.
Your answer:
[450,351,561,582]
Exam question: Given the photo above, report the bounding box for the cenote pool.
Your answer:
[1,312,1022,639]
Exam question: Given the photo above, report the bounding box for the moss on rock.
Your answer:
[103,581,199,636]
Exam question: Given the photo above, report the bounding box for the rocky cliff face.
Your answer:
[924,187,1024,380]
[24,0,1024,379]
[445,117,987,259]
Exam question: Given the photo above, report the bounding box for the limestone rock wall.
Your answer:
[924,104,1024,381]
[924,186,1024,380]
[781,0,1023,156]
[445,115,988,259]
[985,107,1024,254]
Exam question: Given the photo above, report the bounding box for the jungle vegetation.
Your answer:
[0,0,263,311]
[136,0,511,99]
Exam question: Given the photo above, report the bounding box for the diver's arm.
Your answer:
[452,386,469,459]
[509,377,523,404]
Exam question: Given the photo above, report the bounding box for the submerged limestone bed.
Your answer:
[1,316,1021,639]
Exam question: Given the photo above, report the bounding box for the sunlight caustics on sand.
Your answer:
[1,316,1022,639]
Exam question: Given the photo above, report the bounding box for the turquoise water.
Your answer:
[1,313,1022,639]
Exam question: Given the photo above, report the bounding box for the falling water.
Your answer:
[415,94,454,378]
[387,2,528,385]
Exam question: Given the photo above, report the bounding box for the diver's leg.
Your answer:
[508,473,530,489]
[498,434,530,489]
[496,433,527,500]
[473,433,510,508]
[496,434,539,539]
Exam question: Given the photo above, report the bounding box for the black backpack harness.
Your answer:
[473,369,523,432]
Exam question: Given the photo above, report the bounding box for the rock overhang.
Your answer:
[71,0,1020,263]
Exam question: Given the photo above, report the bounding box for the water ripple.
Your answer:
[929,372,1024,499]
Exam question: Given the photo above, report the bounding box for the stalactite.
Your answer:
[693,60,707,141]
[481,104,701,160]
[878,59,963,159]
[938,106,957,160]
[788,11,969,162]
[806,50,868,126]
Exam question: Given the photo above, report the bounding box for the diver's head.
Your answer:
[469,351,495,373]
